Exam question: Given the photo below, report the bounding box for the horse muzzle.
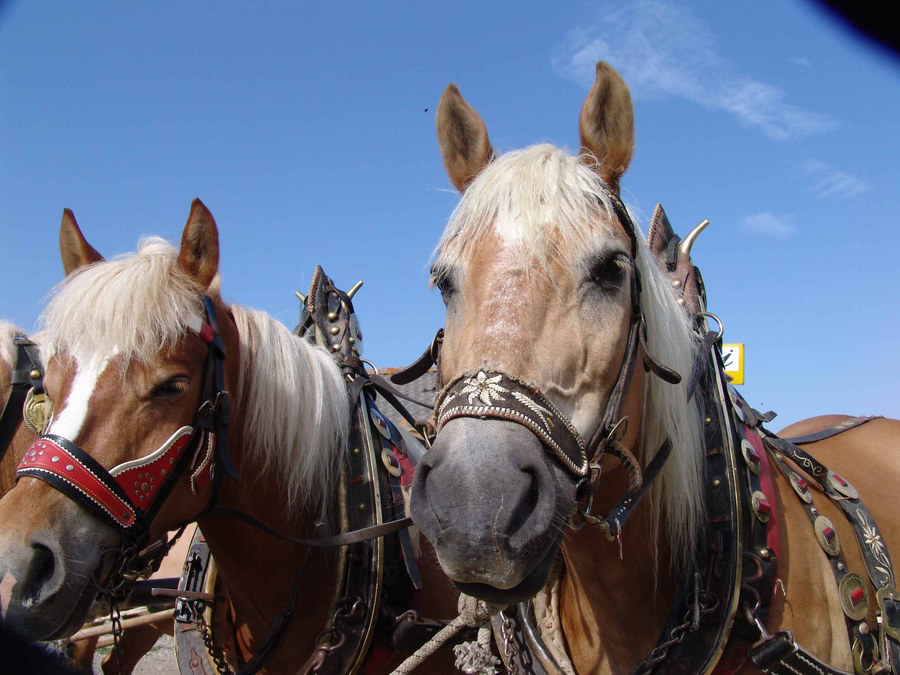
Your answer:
[0,478,119,640]
[410,418,576,602]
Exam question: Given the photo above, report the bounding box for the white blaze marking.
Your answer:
[47,353,112,440]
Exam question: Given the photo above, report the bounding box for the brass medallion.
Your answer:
[22,389,52,435]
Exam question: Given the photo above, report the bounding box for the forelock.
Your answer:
[433,144,619,279]
[40,237,206,364]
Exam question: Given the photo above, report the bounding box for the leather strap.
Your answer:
[0,336,39,462]
[389,328,443,387]
[749,629,852,675]
[779,416,881,446]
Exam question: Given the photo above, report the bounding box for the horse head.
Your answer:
[410,62,704,606]
[0,200,242,640]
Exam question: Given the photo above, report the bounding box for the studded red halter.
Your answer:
[16,296,234,548]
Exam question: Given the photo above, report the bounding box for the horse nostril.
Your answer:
[21,543,57,606]
[506,466,541,538]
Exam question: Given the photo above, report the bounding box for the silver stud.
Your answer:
[65,465,74,472]
[51,456,60,463]
[141,482,149,492]
[161,469,166,477]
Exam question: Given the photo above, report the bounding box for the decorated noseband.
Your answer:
[436,371,589,476]
[15,297,233,547]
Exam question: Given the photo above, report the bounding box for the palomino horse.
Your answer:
[409,62,900,673]
[0,202,459,673]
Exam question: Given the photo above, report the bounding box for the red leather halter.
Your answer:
[15,296,232,548]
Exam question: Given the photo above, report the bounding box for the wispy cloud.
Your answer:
[799,159,869,199]
[738,212,797,239]
[552,1,835,141]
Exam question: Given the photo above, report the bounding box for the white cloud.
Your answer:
[738,212,797,239]
[552,1,836,142]
[800,159,869,199]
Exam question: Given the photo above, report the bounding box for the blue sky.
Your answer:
[1,1,897,426]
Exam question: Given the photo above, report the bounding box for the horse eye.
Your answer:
[431,268,456,301]
[151,377,189,400]
[590,255,629,288]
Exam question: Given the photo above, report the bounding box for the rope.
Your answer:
[390,594,498,674]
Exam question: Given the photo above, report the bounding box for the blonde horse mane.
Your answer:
[231,306,349,511]
[0,321,23,371]
[434,144,705,567]
[39,238,349,512]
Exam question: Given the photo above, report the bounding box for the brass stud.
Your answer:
[357,503,367,512]
[672,280,682,288]
[348,337,355,344]
[759,548,772,560]
[327,311,338,321]
[331,344,340,352]
[711,478,721,488]
[329,326,340,335]
[704,416,712,426]
[676,298,686,305]
[351,448,360,456]
[29,369,42,380]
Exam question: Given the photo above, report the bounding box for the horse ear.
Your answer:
[647,203,677,263]
[59,209,104,276]
[177,198,219,289]
[579,61,634,192]
[436,83,494,192]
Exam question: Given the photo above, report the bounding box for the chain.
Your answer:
[634,620,694,673]
[632,570,718,674]
[108,599,127,675]
[499,612,520,675]
[192,600,233,675]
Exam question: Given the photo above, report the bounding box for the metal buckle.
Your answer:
[876,584,900,641]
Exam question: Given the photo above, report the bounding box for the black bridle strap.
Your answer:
[0,337,42,461]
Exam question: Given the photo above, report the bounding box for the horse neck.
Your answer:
[194,322,341,671]
[559,371,678,672]
[198,457,339,672]
[560,487,677,673]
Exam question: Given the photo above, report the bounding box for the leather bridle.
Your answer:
[430,184,682,522]
[15,296,235,553]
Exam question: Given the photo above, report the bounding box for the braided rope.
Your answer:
[390,594,495,674]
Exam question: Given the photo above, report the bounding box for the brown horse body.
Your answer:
[409,61,899,674]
